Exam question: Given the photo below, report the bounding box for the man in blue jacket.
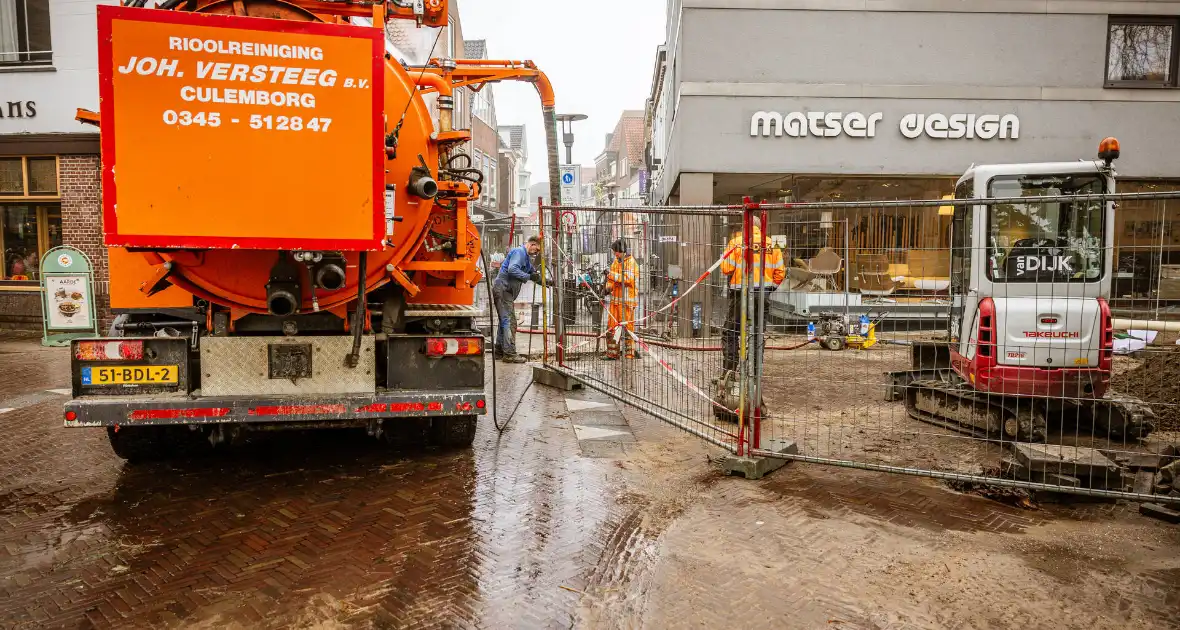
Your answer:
[493,235,543,363]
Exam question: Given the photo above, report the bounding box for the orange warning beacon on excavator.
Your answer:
[66,0,561,461]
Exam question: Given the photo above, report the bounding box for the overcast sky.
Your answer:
[458,0,667,181]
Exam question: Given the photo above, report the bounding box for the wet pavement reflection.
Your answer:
[3,337,1180,629]
[0,357,623,629]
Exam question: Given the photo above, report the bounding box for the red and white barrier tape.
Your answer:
[554,245,735,355]
[624,327,739,416]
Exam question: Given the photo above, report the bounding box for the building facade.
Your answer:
[380,0,472,138]
[0,0,106,331]
[591,111,647,251]
[465,39,501,223]
[649,0,1180,306]
[498,124,527,217]
[594,111,646,208]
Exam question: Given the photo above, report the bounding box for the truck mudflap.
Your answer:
[63,391,487,428]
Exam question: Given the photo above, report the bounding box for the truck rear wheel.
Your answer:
[382,418,430,449]
[429,415,477,449]
[106,426,210,463]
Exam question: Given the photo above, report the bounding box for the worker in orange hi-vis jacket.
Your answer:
[604,238,640,360]
[719,224,786,374]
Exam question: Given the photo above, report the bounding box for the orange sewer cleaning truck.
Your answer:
[65,0,560,461]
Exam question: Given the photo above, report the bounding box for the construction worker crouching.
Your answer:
[604,238,639,360]
[719,224,785,375]
[492,235,544,364]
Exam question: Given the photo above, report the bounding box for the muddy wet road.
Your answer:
[2,334,1180,629]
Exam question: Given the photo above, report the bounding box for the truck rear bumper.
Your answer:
[63,390,487,428]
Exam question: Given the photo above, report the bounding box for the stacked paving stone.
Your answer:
[1000,443,1180,523]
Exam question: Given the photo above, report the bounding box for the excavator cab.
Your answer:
[890,138,1153,443]
[947,147,1115,399]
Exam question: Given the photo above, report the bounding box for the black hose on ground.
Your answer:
[481,247,518,433]
[345,251,367,368]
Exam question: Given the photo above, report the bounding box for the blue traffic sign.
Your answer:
[561,172,574,185]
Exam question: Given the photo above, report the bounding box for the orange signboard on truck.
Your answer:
[98,6,384,251]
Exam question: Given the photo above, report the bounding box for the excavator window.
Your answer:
[948,177,974,343]
[985,174,1105,283]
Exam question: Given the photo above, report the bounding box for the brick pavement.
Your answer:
[3,333,1180,629]
[0,345,634,629]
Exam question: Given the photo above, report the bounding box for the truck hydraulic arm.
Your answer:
[411,61,560,212]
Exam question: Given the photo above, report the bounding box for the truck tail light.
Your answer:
[976,298,997,371]
[425,337,483,357]
[75,340,144,361]
[1097,297,1113,372]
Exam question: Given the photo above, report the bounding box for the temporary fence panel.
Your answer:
[539,203,753,452]
[752,190,1180,504]
[532,190,1180,504]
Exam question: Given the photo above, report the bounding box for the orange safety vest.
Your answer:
[719,227,786,290]
[605,254,639,306]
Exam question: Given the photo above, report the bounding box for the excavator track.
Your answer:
[888,369,1157,443]
[905,377,1048,443]
[1063,391,1156,441]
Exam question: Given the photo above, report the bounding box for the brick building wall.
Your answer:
[0,154,108,333]
[0,293,42,331]
[59,154,111,332]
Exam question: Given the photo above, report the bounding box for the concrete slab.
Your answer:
[566,398,612,412]
[1126,453,1165,470]
[580,441,625,458]
[573,425,636,443]
[721,439,798,480]
[567,410,629,426]
[1140,503,1180,524]
[1160,461,1180,484]
[1010,444,1121,478]
[1135,470,1156,495]
[565,389,614,402]
[1002,457,1084,489]
[532,366,583,391]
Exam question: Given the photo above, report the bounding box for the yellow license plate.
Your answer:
[82,365,178,386]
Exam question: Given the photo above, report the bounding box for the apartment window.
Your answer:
[1105,16,1179,87]
[507,170,515,208]
[489,161,497,202]
[479,153,490,203]
[0,156,61,284]
[0,0,52,67]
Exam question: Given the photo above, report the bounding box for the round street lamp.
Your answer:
[555,113,588,165]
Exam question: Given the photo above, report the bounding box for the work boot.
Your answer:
[502,354,527,364]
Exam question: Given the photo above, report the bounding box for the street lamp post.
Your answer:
[555,113,588,167]
[603,182,620,242]
[555,113,587,331]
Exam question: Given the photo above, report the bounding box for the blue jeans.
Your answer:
[493,283,518,356]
